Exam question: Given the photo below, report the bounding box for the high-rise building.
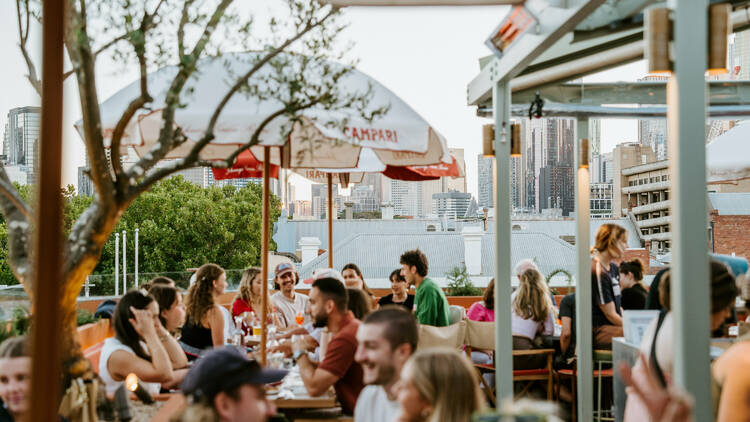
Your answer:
[2,106,41,185]
[590,119,602,157]
[477,154,494,209]
[77,167,93,196]
[590,183,613,219]
[432,191,472,218]
[732,29,750,79]
[538,166,574,216]
[311,183,340,219]
[611,142,657,217]
[389,179,422,217]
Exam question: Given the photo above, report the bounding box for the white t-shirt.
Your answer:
[354,385,400,422]
[99,337,162,396]
[219,305,235,344]
[270,291,309,328]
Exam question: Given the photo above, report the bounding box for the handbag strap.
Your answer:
[650,310,669,388]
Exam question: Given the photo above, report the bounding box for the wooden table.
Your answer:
[273,394,338,409]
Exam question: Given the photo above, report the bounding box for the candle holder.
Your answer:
[126,373,154,404]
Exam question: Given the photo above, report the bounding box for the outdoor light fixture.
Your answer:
[126,373,154,404]
[708,3,731,75]
[485,6,537,57]
[510,124,521,157]
[646,7,673,74]
[578,138,589,169]
[483,124,495,157]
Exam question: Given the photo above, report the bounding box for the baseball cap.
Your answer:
[274,262,295,278]
[181,346,287,400]
[304,268,345,285]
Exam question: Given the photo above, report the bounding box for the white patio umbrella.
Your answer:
[707,120,750,184]
[83,51,451,168]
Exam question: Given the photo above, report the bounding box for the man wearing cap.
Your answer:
[270,263,309,328]
[293,277,364,415]
[179,346,286,422]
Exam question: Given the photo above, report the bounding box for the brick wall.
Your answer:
[623,248,654,274]
[711,214,750,260]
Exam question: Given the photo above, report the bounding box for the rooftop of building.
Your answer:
[622,159,669,176]
[709,192,750,215]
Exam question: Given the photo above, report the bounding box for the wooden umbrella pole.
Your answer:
[260,146,270,366]
[327,173,333,268]
[30,0,65,420]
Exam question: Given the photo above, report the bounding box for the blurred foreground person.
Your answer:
[395,348,484,422]
[177,347,286,422]
[0,337,29,421]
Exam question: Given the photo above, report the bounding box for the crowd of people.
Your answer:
[2,228,750,422]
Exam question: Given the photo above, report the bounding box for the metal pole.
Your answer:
[135,228,139,287]
[670,2,711,420]
[29,0,64,417]
[327,173,334,268]
[122,230,127,293]
[575,118,593,421]
[493,79,513,402]
[261,146,271,366]
[115,232,120,296]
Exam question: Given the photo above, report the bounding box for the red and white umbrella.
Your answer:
[211,149,279,180]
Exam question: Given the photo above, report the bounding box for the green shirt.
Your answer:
[414,277,450,327]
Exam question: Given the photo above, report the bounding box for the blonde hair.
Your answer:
[405,348,485,422]
[235,267,271,314]
[513,268,555,322]
[591,223,627,255]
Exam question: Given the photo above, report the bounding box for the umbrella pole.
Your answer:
[327,173,334,268]
[260,146,270,366]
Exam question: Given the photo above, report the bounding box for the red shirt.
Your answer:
[231,298,254,319]
[317,315,364,415]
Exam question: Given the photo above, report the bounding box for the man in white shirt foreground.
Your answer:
[353,306,418,422]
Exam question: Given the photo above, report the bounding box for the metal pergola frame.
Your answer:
[473,2,729,421]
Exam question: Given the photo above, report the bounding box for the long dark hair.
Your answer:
[113,290,154,361]
[185,264,224,324]
[483,279,495,310]
[149,285,180,328]
[342,263,375,299]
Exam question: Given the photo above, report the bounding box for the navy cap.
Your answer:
[181,346,287,400]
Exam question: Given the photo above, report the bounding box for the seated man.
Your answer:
[293,277,364,415]
[354,306,418,422]
[178,346,287,422]
[270,263,309,328]
[400,249,450,327]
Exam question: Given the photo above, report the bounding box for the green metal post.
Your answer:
[669,2,711,421]
[493,79,514,403]
[575,118,593,421]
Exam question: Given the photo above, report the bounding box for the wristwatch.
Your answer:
[293,349,306,363]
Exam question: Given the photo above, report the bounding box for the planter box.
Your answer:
[446,296,482,309]
[76,319,112,351]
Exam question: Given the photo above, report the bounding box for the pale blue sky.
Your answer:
[0,4,643,199]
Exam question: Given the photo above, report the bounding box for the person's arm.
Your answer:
[599,302,623,326]
[157,325,189,369]
[560,316,573,354]
[109,307,174,384]
[716,367,750,422]
[541,309,555,335]
[208,306,225,347]
[296,349,339,397]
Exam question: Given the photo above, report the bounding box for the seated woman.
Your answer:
[591,223,627,349]
[624,260,738,421]
[0,337,30,421]
[620,259,648,310]
[100,290,185,397]
[142,276,176,292]
[377,269,414,311]
[148,285,189,369]
[467,278,495,322]
[231,267,278,334]
[180,264,227,354]
[511,265,556,369]
[347,287,372,320]
[342,263,376,306]
[396,348,485,422]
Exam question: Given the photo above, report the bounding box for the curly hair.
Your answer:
[512,268,555,322]
[400,249,429,277]
[185,264,225,325]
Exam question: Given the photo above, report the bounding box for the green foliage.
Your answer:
[11,306,30,335]
[76,309,98,327]
[90,176,280,293]
[445,264,482,296]
[546,268,573,288]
